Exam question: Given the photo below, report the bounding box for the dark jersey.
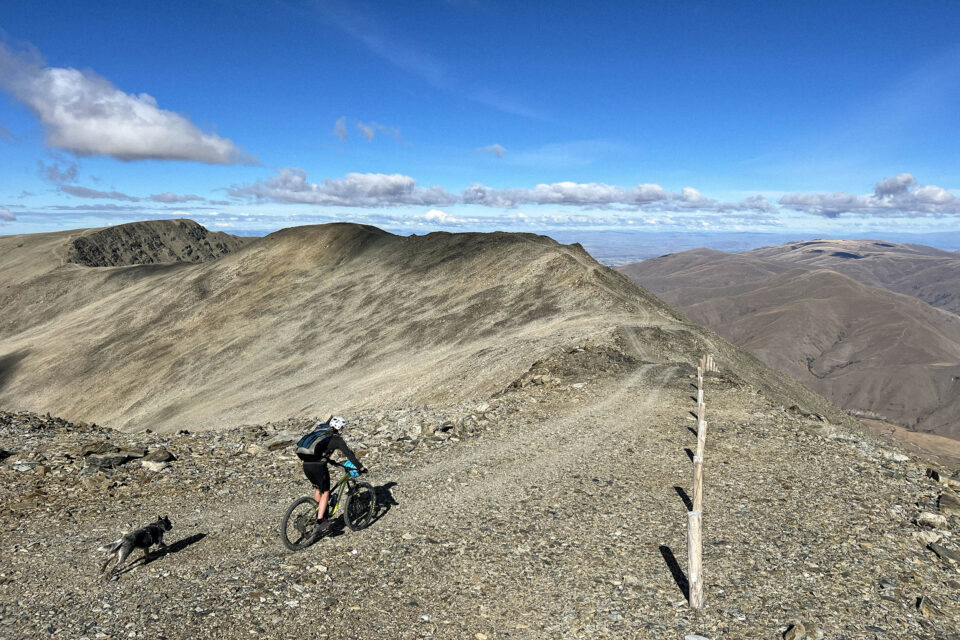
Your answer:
[299,433,363,468]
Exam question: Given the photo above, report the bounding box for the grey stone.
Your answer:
[938,490,960,516]
[929,543,960,564]
[85,452,132,469]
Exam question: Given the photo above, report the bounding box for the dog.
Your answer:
[98,515,172,579]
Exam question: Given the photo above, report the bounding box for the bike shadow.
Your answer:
[319,481,398,540]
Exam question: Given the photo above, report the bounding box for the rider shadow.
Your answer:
[113,533,207,578]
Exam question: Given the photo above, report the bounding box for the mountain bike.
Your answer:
[280,461,377,551]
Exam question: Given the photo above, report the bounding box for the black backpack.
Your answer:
[296,426,333,460]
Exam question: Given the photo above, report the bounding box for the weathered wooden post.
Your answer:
[696,420,707,458]
[687,510,704,608]
[692,454,704,512]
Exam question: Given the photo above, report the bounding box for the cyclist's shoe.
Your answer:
[312,519,331,535]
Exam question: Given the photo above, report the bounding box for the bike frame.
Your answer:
[320,463,356,519]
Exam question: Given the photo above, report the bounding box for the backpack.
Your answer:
[296,426,333,460]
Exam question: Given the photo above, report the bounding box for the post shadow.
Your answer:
[687,426,698,437]
[659,545,689,600]
[673,486,692,511]
[684,448,694,462]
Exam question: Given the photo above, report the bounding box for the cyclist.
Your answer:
[299,416,367,533]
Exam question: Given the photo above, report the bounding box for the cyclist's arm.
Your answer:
[329,435,366,471]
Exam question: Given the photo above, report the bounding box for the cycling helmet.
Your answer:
[329,416,346,433]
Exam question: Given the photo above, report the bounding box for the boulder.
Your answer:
[915,512,948,529]
[929,543,960,564]
[938,490,960,516]
[265,432,300,451]
[85,452,133,469]
[144,448,176,462]
[141,460,170,472]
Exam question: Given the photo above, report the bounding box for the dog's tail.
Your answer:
[97,539,123,553]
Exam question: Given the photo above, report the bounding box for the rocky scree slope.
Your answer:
[0,221,840,432]
[66,218,253,267]
[2,357,960,639]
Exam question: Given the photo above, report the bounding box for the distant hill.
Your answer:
[0,220,842,432]
[747,239,960,316]
[67,218,253,267]
[619,245,960,440]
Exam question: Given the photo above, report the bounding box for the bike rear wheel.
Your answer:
[344,482,377,531]
[280,496,319,550]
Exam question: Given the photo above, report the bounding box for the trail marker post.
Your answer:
[687,510,704,608]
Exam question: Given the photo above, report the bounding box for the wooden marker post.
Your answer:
[697,365,703,389]
[687,510,704,608]
[697,388,703,404]
[696,420,707,458]
[692,455,704,512]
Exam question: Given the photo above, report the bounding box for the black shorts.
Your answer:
[303,461,330,493]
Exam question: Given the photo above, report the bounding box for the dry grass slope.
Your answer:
[0,220,842,432]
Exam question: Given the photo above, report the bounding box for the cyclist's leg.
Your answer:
[314,466,331,522]
[303,462,330,522]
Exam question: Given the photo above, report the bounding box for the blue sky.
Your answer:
[2,0,960,243]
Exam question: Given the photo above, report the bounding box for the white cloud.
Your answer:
[874,173,915,197]
[61,185,140,201]
[333,116,348,141]
[478,144,506,158]
[39,160,78,184]
[0,207,15,221]
[149,192,205,203]
[780,173,960,217]
[356,120,403,142]
[228,168,456,207]
[422,209,474,225]
[0,42,254,164]
[228,170,774,214]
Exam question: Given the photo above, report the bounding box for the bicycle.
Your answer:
[280,461,377,551]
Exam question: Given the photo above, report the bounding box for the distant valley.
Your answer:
[619,239,960,443]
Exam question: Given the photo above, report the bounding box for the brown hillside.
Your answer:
[0,221,841,432]
[748,239,960,315]
[620,250,960,440]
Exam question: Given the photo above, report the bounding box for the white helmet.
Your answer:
[329,416,346,433]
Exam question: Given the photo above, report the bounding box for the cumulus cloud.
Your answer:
[228,170,774,213]
[780,173,960,217]
[874,173,916,197]
[478,144,506,158]
[39,160,78,184]
[422,209,474,225]
[149,192,205,203]
[60,185,140,201]
[228,168,456,207]
[459,181,773,212]
[355,120,403,142]
[0,207,15,221]
[333,116,349,141]
[0,42,254,164]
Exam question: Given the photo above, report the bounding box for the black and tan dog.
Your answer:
[98,515,172,579]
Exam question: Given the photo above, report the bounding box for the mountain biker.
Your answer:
[299,416,367,533]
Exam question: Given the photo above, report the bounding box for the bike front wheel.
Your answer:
[280,496,319,551]
[343,482,377,531]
